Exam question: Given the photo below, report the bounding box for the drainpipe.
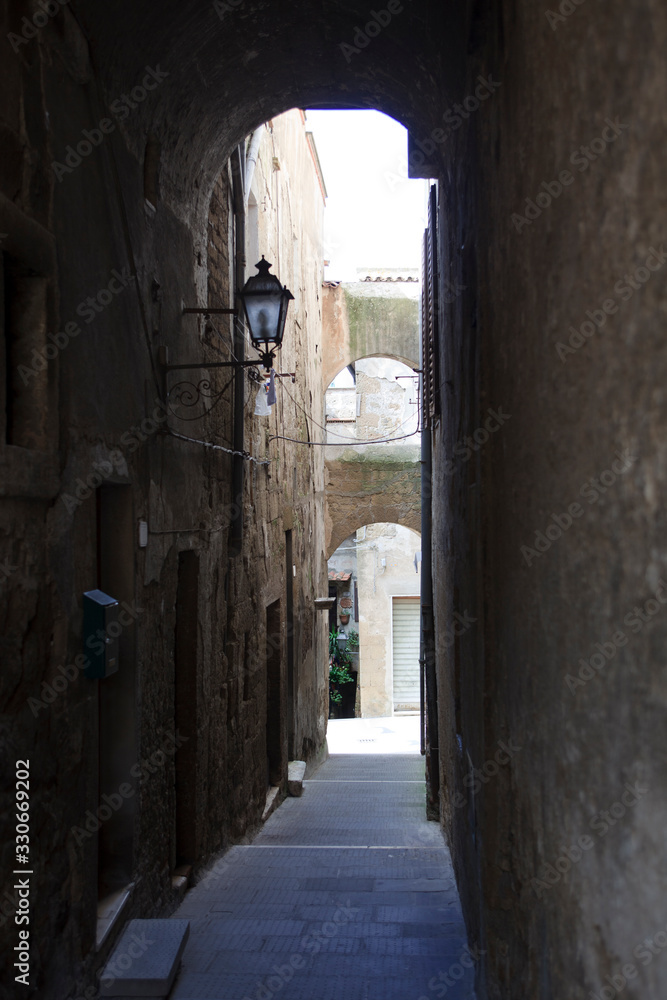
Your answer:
[244,126,264,210]
[419,638,426,756]
[421,420,440,816]
[229,143,246,557]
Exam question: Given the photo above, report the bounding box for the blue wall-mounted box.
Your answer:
[83,590,120,679]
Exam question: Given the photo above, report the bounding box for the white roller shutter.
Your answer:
[392,597,421,711]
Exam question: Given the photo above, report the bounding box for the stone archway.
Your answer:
[322,281,420,392]
[322,275,421,561]
[325,448,421,558]
[76,2,461,212]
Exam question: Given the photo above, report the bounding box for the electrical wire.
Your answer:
[148,522,233,535]
[279,372,420,441]
[270,376,421,447]
[167,428,270,463]
[269,430,420,447]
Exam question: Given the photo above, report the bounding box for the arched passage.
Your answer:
[329,522,422,718]
[325,451,421,558]
[55,4,460,422]
[7,0,453,988]
[75,1,462,211]
[322,280,420,391]
[324,355,421,558]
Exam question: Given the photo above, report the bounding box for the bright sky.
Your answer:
[304,110,428,281]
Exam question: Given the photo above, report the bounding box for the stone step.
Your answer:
[288,759,307,796]
[262,784,281,820]
[99,918,190,998]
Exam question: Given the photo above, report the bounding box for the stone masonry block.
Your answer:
[288,760,307,796]
[99,919,190,997]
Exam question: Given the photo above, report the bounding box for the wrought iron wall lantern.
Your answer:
[238,257,294,370]
[336,628,348,654]
[161,257,294,393]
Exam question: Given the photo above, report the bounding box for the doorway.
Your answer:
[96,485,136,901]
[174,550,200,866]
[265,599,283,787]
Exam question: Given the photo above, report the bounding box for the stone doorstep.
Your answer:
[263,785,281,820]
[170,864,192,904]
[99,919,190,998]
[288,759,307,796]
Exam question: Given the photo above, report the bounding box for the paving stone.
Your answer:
[373,877,456,893]
[169,753,476,999]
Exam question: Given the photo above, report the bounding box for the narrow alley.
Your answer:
[170,719,475,1000]
[3,1,666,998]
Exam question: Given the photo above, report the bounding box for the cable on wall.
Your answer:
[167,427,270,464]
[271,374,421,447]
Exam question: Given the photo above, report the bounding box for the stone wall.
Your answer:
[323,290,422,557]
[0,80,327,999]
[431,2,667,998]
[325,447,421,557]
[322,280,420,389]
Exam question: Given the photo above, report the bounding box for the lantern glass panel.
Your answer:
[278,295,290,342]
[244,294,283,349]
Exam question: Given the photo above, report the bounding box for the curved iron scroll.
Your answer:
[167,377,233,420]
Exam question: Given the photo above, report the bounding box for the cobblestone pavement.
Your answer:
[170,753,477,1000]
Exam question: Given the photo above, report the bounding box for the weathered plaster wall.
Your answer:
[325,385,356,425]
[322,281,420,390]
[325,357,418,447]
[356,523,421,718]
[431,3,667,998]
[354,358,419,447]
[328,534,357,584]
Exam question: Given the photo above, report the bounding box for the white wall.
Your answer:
[325,356,419,448]
[356,522,421,718]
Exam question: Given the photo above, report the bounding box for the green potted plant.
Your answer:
[345,627,360,683]
[328,630,354,718]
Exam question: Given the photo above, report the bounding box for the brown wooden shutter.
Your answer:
[421,230,431,424]
[421,184,439,427]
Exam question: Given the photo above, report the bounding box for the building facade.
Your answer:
[0,103,328,999]
[325,334,423,719]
